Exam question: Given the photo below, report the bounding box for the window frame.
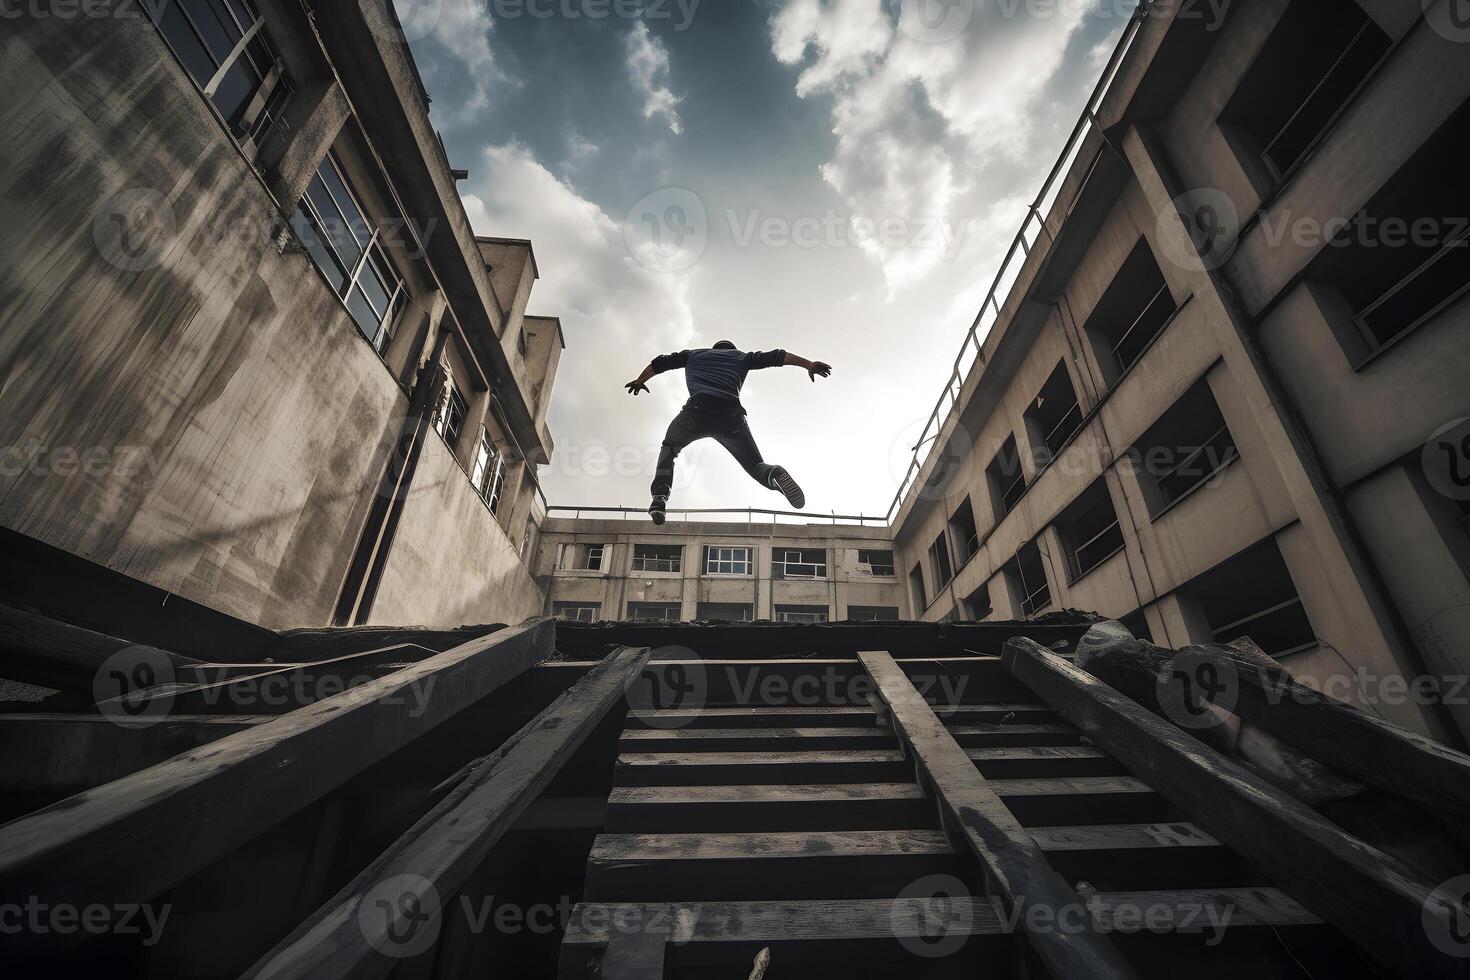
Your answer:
[856,549,896,577]
[774,606,829,624]
[632,544,684,574]
[470,429,507,516]
[772,548,827,580]
[703,546,753,576]
[627,602,682,623]
[434,381,469,449]
[553,603,600,623]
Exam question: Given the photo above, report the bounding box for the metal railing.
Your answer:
[883,3,1153,525]
[543,505,884,526]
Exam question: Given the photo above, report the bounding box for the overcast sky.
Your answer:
[401,0,1129,516]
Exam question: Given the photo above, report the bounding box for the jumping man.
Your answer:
[625,341,833,524]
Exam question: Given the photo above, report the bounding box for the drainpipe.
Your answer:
[333,328,451,625]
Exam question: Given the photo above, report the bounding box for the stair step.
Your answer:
[619,723,1077,752]
[614,746,1123,786]
[625,703,1057,729]
[638,657,1032,707]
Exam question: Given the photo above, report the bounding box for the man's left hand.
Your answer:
[625,380,650,395]
[808,361,833,381]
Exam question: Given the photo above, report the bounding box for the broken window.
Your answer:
[703,546,752,576]
[627,603,682,623]
[949,498,979,568]
[775,605,828,624]
[847,606,900,621]
[553,602,600,623]
[909,563,927,613]
[1006,540,1052,618]
[632,544,683,573]
[856,549,896,577]
[1084,239,1177,383]
[1219,0,1389,182]
[1312,100,1470,357]
[1188,539,1317,657]
[1055,477,1125,581]
[144,0,295,155]
[470,430,507,516]
[1024,363,1084,465]
[1128,379,1239,516]
[986,435,1027,520]
[772,548,827,580]
[434,381,469,448]
[929,531,953,588]
[560,543,606,572]
[289,153,408,352]
[696,602,752,622]
[964,582,992,622]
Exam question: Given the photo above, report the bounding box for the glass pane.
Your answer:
[319,159,373,249]
[156,5,219,88]
[182,0,243,63]
[210,60,259,131]
[306,174,363,276]
[346,286,384,347]
[356,251,394,317]
[290,208,345,294]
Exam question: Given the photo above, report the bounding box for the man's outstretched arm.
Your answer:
[625,351,689,395]
[782,352,833,382]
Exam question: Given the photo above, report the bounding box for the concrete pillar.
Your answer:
[268,78,351,209]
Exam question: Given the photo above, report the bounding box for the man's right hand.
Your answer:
[625,380,650,396]
[807,361,833,382]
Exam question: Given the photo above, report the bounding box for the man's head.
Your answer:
[712,340,737,351]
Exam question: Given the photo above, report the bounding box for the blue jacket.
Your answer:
[651,347,787,412]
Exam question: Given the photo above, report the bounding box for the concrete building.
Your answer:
[1,0,560,631]
[537,516,903,623]
[886,0,1470,744]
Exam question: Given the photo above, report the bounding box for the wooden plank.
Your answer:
[1004,637,1468,978]
[597,904,669,980]
[0,602,203,689]
[624,702,1055,729]
[606,782,933,833]
[619,726,897,751]
[859,650,1139,980]
[242,645,652,980]
[0,620,554,935]
[638,656,1032,706]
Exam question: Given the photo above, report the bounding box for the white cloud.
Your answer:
[400,0,514,125]
[461,144,699,505]
[624,22,684,135]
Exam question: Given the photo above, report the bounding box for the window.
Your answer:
[557,543,604,571]
[1128,379,1239,516]
[1084,240,1177,382]
[696,602,752,622]
[628,602,682,623]
[1186,539,1317,657]
[470,430,507,515]
[1055,478,1125,581]
[289,154,408,352]
[949,498,979,568]
[1119,608,1154,644]
[632,544,683,573]
[775,605,828,624]
[1312,101,1470,356]
[929,531,953,588]
[772,549,827,580]
[1219,0,1389,182]
[517,328,529,357]
[987,435,1026,520]
[434,382,469,448]
[704,546,753,576]
[144,0,294,153]
[847,606,900,622]
[856,549,895,577]
[553,602,600,623]
[1025,363,1083,465]
[964,582,992,622]
[909,563,927,613]
[1006,540,1052,618]
[520,522,535,562]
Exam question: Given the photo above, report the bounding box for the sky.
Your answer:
[399,0,1131,516]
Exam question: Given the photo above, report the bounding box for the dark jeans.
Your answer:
[652,403,773,499]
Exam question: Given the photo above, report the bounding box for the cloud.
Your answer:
[461,144,699,504]
[400,0,514,125]
[624,22,684,135]
[768,0,1090,290]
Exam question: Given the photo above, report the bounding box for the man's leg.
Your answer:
[713,416,805,509]
[650,410,702,523]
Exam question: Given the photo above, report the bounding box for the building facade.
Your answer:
[887,0,1470,743]
[1,0,559,630]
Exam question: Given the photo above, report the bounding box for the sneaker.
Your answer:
[768,466,805,509]
[649,497,667,525]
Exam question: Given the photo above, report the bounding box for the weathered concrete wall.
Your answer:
[0,19,410,629]
[370,435,545,627]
